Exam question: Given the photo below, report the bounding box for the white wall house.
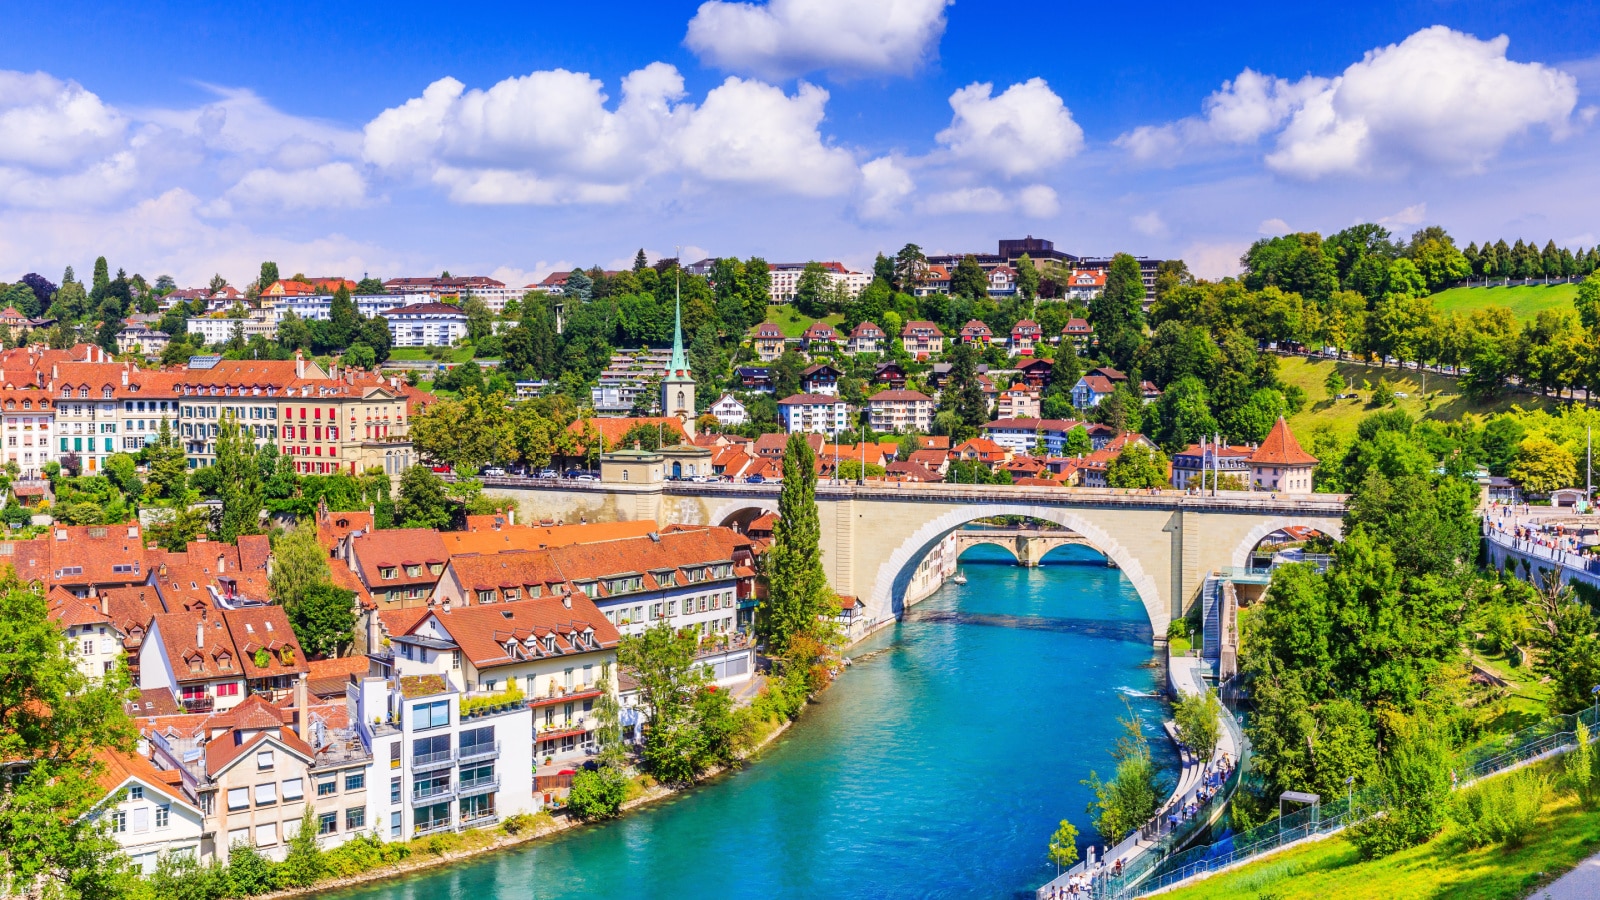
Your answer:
[777,394,850,437]
[94,750,206,873]
[709,394,748,427]
[383,303,469,347]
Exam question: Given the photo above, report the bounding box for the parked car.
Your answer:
[483,467,507,476]
[746,474,766,483]
[563,468,586,478]
[573,473,598,482]
[537,469,558,479]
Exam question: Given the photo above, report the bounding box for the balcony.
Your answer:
[527,687,602,710]
[457,740,500,764]
[457,774,499,798]
[459,809,499,830]
[180,696,214,714]
[410,749,455,772]
[412,780,455,802]
[535,724,589,743]
[413,819,454,838]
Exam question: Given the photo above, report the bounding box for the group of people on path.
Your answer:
[1486,504,1600,563]
[1044,854,1124,898]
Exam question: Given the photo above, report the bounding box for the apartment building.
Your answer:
[94,749,206,872]
[866,390,934,434]
[352,673,537,838]
[1010,320,1042,355]
[140,604,309,714]
[959,320,992,345]
[996,385,1041,420]
[383,303,469,347]
[347,528,450,611]
[900,320,945,358]
[777,393,851,437]
[1,389,55,476]
[982,418,1084,456]
[751,322,786,361]
[766,262,869,304]
[847,321,885,355]
[48,587,125,680]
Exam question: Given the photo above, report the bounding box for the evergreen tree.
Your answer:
[1016,253,1040,302]
[90,256,110,300]
[936,342,989,441]
[873,252,895,285]
[951,254,988,300]
[633,248,649,273]
[276,806,323,888]
[326,284,359,349]
[214,413,263,542]
[759,434,835,656]
[258,261,280,290]
[1091,253,1148,369]
[893,243,927,293]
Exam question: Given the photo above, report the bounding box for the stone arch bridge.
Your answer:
[477,478,1346,639]
[952,529,1089,567]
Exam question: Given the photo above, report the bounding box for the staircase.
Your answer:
[1200,575,1223,660]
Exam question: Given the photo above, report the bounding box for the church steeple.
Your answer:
[669,297,688,375]
[661,292,696,438]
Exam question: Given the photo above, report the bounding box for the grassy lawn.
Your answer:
[1278,356,1557,444]
[1429,283,1578,322]
[388,345,476,363]
[763,305,846,338]
[1471,651,1554,735]
[1159,760,1600,900]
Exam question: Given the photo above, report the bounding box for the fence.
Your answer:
[1089,702,1600,898]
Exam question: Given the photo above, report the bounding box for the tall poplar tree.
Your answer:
[759,434,834,656]
[215,413,263,542]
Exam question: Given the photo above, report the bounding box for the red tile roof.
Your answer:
[1251,418,1318,466]
[567,416,687,452]
[415,595,620,672]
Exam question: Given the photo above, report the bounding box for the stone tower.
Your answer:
[661,297,695,438]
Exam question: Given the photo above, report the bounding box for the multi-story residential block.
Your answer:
[987,265,1018,296]
[1010,320,1042,355]
[866,390,934,434]
[982,418,1083,456]
[995,385,1041,420]
[391,593,619,762]
[766,262,869,304]
[383,303,468,347]
[735,366,773,393]
[1071,374,1117,409]
[1169,441,1256,491]
[846,321,885,355]
[1061,318,1094,350]
[709,393,748,427]
[186,309,278,346]
[959,320,992,345]
[1062,269,1106,302]
[274,293,428,323]
[914,264,950,296]
[139,604,309,713]
[751,322,786,361]
[93,748,207,871]
[800,322,844,353]
[352,672,537,837]
[900,320,945,358]
[1,389,56,476]
[777,393,851,437]
[118,323,170,357]
[800,363,841,396]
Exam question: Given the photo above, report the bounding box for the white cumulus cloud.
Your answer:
[218,162,368,212]
[856,156,916,220]
[1132,211,1168,237]
[1119,27,1581,180]
[675,78,857,194]
[685,0,950,80]
[936,78,1083,178]
[0,70,128,169]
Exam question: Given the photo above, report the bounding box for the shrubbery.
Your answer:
[1349,729,1452,859]
[568,767,630,819]
[1451,769,1548,848]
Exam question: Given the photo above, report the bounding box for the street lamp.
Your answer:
[1590,684,1599,729]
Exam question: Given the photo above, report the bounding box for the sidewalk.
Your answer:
[1534,850,1600,900]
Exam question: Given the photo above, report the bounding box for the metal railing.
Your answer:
[413,819,454,838]
[411,749,454,772]
[458,740,500,764]
[1105,704,1600,898]
[412,780,455,802]
[458,774,500,797]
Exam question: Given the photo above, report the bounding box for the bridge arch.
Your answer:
[867,503,1167,636]
[954,537,1023,564]
[708,498,779,532]
[1228,516,1344,568]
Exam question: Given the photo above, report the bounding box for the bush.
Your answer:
[1349,729,1452,859]
[1451,768,1549,848]
[275,807,323,888]
[421,832,464,856]
[148,851,228,900]
[1565,720,1600,809]
[321,834,410,878]
[500,812,551,836]
[225,843,277,897]
[568,767,630,820]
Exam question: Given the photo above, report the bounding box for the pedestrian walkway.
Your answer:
[1534,849,1600,900]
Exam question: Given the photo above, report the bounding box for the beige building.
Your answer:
[996,385,1041,420]
[866,390,934,434]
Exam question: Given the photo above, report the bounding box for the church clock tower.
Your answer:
[661,298,695,438]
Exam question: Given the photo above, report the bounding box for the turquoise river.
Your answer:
[324,542,1172,900]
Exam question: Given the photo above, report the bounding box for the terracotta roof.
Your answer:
[1251,418,1317,466]
[328,557,375,610]
[440,520,658,556]
[909,449,950,470]
[416,595,620,672]
[236,535,272,573]
[47,586,112,629]
[567,416,687,452]
[95,748,196,811]
[378,607,430,640]
[350,529,449,587]
[850,322,884,338]
[1063,318,1093,333]
[868,390,933,403]
[747,512,778,532]
[1079,375,1116,395]
[124,688,183,718]
[901,320,944,336]
[751,323,785,338]
[886,461,942,482]
[778,392,843,405]
[205,727,314,777]
[227,606,310,680]
[149,609,240,685]
[317,509,374,550]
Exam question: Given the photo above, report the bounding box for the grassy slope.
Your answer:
[1158,765,1600,900]
[1430,283,1578,322]
[763,305,846,338]
[1277,356,1556,445]
[388,346,476,363]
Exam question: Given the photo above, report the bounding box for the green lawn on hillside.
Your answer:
[1277,356,1556,444]
[763,305,846,338]
[388,345,476,363]
[1430,283,1579,322]
[1157,758,1600,900]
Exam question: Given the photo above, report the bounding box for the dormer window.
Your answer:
[429,564,443,576]
[476,590,495,604]
[504,588,519,601]
[102,387,113,398]
[380,567,397,580]
[78,388,88,398]
[405,565,421,578]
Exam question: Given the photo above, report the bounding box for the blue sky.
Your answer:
[2,0,1598,287]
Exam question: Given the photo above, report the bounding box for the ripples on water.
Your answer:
[322,544,1171,900]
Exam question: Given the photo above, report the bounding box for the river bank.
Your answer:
[313,544,1169,900]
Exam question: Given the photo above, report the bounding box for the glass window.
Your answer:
[129,785,144,801]
[411,700,449,730]
[389,811,401,839]
[317,775,337,797]
[346,807,366,831]
[227,787,249,810]
[256,750,274,770]
[390,777,400,804]
[110,810,126,833]
[130,807,149,832]
[156,805,170,828]
[345,772,365,791]
[318,812,338,835]
[254,822,277,846]
[281,777,303,801]
[254,782,276,805]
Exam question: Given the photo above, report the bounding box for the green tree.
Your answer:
[146,417,188,501]
[893,244,927,293]
[951,254,988,300]
[269,518,331,605]
[1348,726,1452,859]
[618,623,707,783]
[1015,254,1041,302]
[936,342,990,441]
[1090,254,1147,370]
[275,806,323,888]
[1173,688,1222,763]
[289,582,358,658]
[215,413,263,542]
[1082,707,1164,844]
[1509,434,1578,494]
[146,505,208,552]
[1151,376,1218,451]
[1063,426,1093,456]
[1046,819,1079,871]
[1324,367,1345,400]
[793,262,831,318]
[396,465,453,529]
[1105,443,1169,489]
[0,573,138,900]
[568,767,630,819]
[91,255,111,298]
[226,842,277,897]
[760,434,836,656]
[257,261,280,292]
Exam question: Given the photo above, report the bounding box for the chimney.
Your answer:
[196,622,204,648]
[295,352,305,379]
[217,554,225,573]
[101,593,109,616]
[121,367,129,387]
[561,592,572,610]
[293,674,309,739]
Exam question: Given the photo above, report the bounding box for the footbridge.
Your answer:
[477,477,1347,639]
[952,528,1090,567]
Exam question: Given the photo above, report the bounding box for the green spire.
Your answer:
[669,297,688,375]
